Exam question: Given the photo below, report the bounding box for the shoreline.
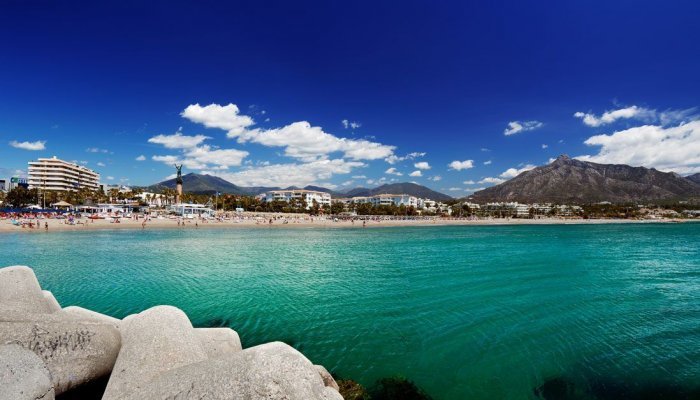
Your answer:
[1,216,695,233]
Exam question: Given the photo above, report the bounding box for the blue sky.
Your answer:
[1,1,699,195]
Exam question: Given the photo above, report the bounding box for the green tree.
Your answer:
[6,187,36,208]
[330,201,345,215]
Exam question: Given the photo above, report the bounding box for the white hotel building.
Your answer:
[264,189,331,209]
[28,156,100,192]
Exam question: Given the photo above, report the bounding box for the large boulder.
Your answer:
[0,266,53,314]
[121,342,343,400]
[0,343,55,400]
[195,327,242,359]
[315,364,340,391]
[0,313,121,395]
[102,305,208,399]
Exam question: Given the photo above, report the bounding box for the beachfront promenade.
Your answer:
[0,265,342,399]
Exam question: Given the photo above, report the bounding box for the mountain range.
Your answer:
[147,173,453,201]
[469,155,700,204]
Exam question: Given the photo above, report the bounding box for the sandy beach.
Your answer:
[0,214,692,233]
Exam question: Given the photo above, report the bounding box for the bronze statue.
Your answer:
[174,164,183,184]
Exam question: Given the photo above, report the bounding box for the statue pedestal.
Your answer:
[176,183,183,204]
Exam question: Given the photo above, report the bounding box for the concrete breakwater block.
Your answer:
[61,306,121,329]
[0,317,121,395]
[195,327,242,359]
[120,342,343,400]
[0,344,55,400]
[0,266,54,314]
[102,305,208,399]
[2,267,342,399]
[41,291,61,313]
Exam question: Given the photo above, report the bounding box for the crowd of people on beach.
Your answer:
[0,209,472,230]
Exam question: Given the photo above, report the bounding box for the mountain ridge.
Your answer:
[469,155,700,204]
[686,173,700,185]
[146,173,452,200]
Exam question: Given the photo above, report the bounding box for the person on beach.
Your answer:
[44,222,48,231]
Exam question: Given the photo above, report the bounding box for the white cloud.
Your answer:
[575,105,697,128]
[429,175,442,181]
[475,163,539,187]
[385,167,403,176]
[478,177,506,184]
[135,155,146,161]
[148,132,210,149]
[385,152,426,164]
[574,106,655,127]
[236,121,394,161]
[414,161,431,170]
[504,120,543,136]
[181,103,255,137]
[210,159,364,187]
[182,146,248,169]
[409,170,422,177]
[86,147,110,153]
[448,160,474,171]
[10,140,45,151]
[576,120,700,174]
[152,155,181,164]
[148,130,249,170]
[480,148,490,152]
[106,176,114,180]
[483,160,492,165]
[96,162,106,167]
[542,144,548,149]
[464,187,486,193]
[448,187,462,191]
[342,119,361,129]
[500,164,536,179]
[352,175,366,179]
[183,103,394,162]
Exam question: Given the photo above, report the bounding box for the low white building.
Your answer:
[96,203,134,214]
[168,203,214,217]
[263,190,331,209]
[352,194,419,208]
[135,192,169,207]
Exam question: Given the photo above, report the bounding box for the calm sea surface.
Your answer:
[1,224,699,399]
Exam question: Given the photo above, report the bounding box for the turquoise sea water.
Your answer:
[1,224,699,399]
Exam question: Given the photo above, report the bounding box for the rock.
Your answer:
[41,291,61,313]
[102,305,207,399]
[0,266,53,314]
[61,306,121,329]
[337,379,371,400]
[0,316,121,395]
[315,364,340,391]
[0,344,55,400]
[121,342,343,400]
[195,327,242,359]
